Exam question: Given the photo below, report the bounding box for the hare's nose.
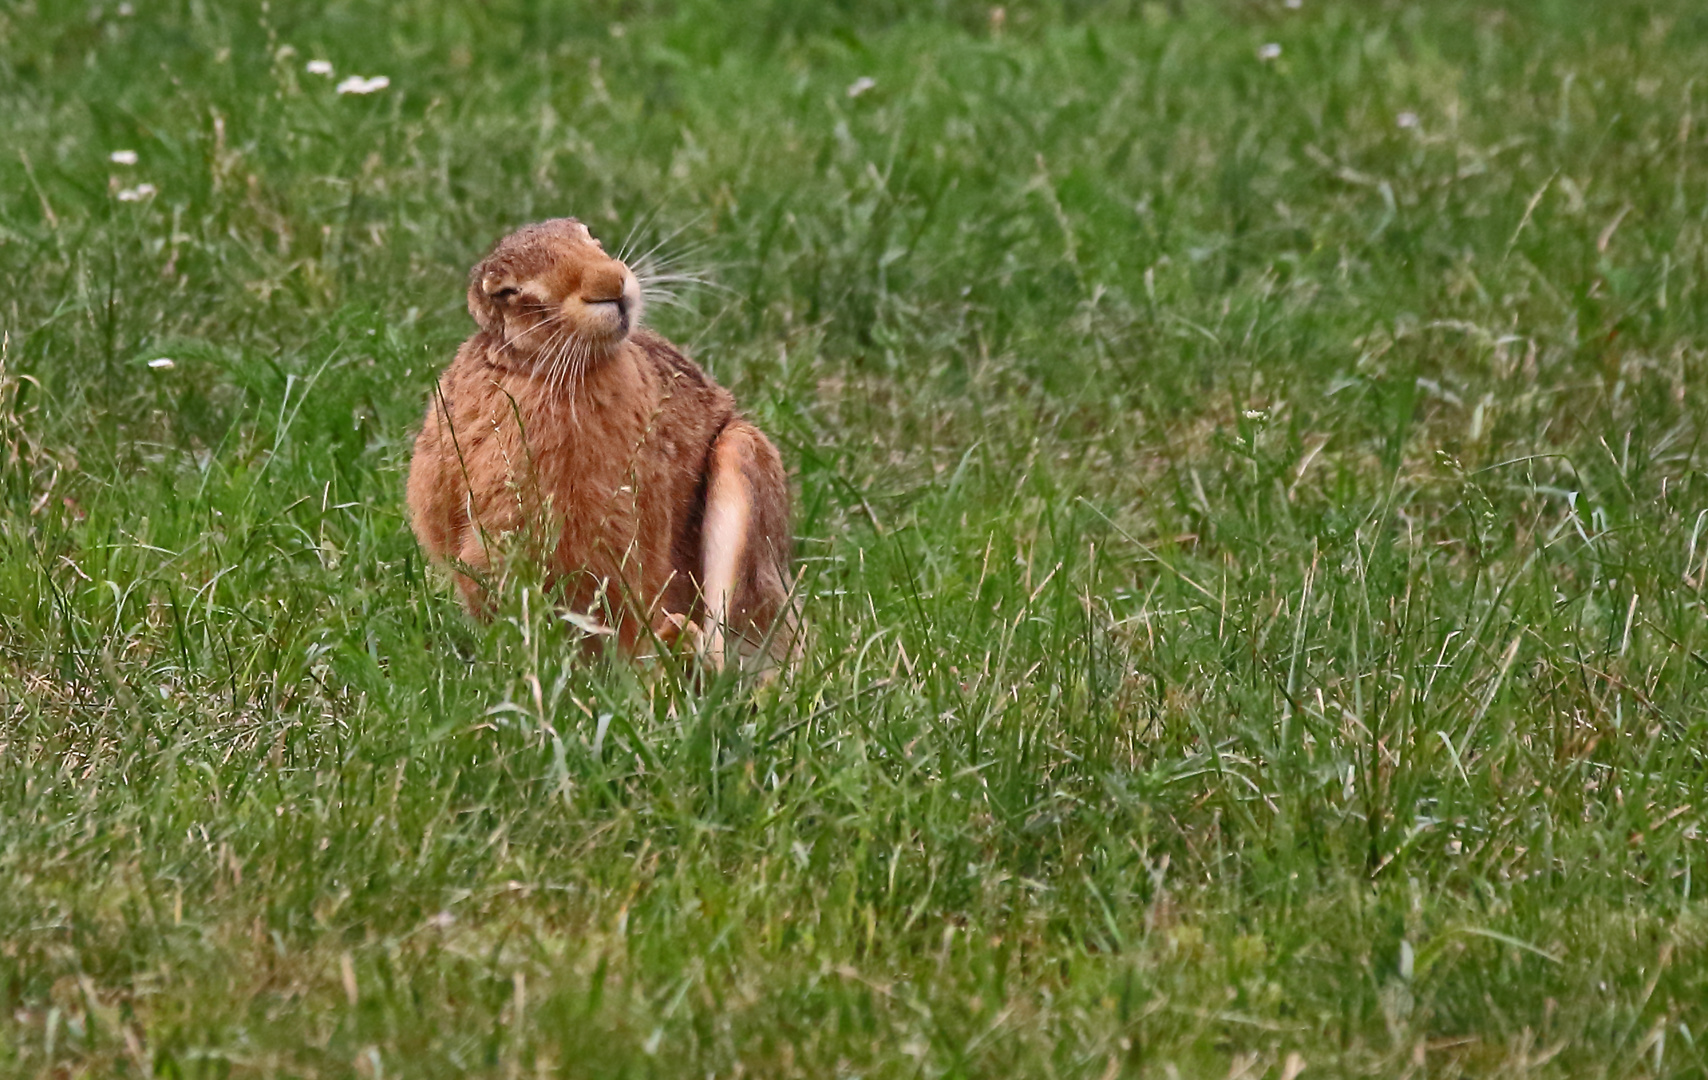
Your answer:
[580,264,627,304]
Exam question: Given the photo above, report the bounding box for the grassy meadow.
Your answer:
[4,0,1708,1075]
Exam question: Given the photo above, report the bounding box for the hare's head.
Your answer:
[468,218,643,367]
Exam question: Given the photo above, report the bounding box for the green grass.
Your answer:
[3,0,1708,1075]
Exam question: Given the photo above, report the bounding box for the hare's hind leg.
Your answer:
[700,421,797,673]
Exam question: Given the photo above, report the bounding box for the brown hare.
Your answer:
[406,217,797,672]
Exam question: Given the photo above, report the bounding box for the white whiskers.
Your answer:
[536,319,593,423]
[509,309,594,423]
[633,250,731,312]
[615,215,730,312]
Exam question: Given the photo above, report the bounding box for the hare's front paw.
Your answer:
[653,611,705,655]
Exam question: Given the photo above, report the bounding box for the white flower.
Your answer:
[846,76,876,98]
[115,183,157,202]
[109,149,138,165]
[1283,0,1302,8]
[117,2,134,14]
[147,358,176,370]
[1397,111,1421,129]
[1258,43,1282,61]
[306,59,334,76]
[336,75,390,95]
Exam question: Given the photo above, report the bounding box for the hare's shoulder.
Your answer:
[633,329,721,392]
[433,333,527,407]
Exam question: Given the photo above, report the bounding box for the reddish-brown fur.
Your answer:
[406,218,797,668]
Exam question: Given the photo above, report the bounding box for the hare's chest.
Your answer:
[501,396,656,520]
[526,399,704,602]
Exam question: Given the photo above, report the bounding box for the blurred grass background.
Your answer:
[2,0,1708,1075]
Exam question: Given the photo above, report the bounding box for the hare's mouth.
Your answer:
[585,297,631,335]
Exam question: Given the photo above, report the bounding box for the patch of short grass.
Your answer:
[2,0,1708,1076]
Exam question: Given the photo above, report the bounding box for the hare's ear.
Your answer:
[468,268,509,332]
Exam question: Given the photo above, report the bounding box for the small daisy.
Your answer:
[306,59,334,76]
[116,183,157,202]
[336,75,390,95]
[846,76,876,98]
[109,149,138,165]
[1397,111,1421,129]
[1258,43,1282,61]
[147,358,176,370]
